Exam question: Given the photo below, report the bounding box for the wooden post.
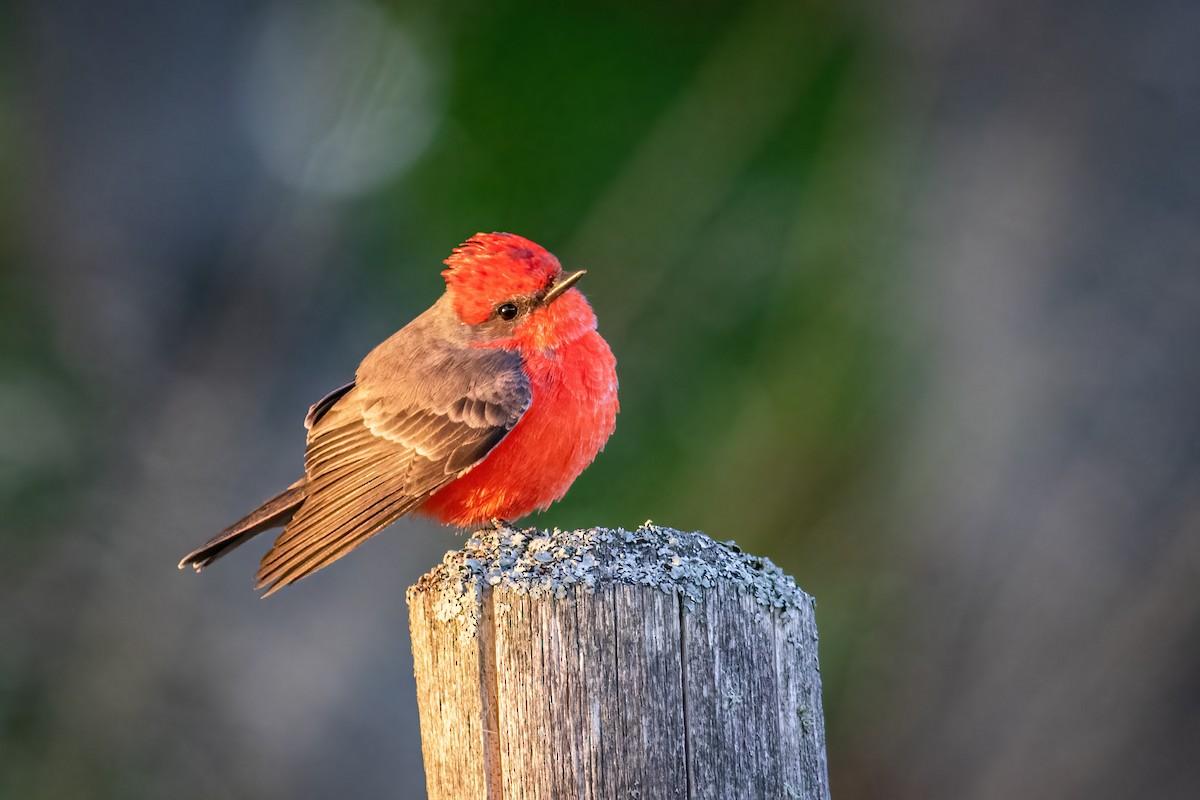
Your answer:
[407,524,830,800]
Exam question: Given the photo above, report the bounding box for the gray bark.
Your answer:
[408,524,830,800]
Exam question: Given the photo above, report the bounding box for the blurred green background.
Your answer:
[3,0,1199,798]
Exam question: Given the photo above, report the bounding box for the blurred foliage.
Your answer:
[363,1,909,729]
[366,0,904,550]
[0,2,913,795]
[0,6,95,548]
[25,0,1200,798]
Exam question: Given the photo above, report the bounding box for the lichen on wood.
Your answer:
[407,523,829,800]
[407,522,812,637]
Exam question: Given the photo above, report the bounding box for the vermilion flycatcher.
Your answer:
[179,233,618,595]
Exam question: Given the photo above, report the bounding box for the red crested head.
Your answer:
[441,232,598,351]
[442,233,563,325]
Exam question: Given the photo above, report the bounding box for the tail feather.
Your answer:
[179,480,307,571]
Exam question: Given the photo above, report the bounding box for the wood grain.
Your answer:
[407,524,830,800]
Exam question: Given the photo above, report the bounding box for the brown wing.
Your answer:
[256,348,530,595]
[304,380,355,430]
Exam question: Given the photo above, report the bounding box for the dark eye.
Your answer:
[496,302,519,321]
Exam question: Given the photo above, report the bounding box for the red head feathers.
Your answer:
[442,232,563,325]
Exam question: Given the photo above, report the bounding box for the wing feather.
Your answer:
[259,456,414,591]
[262,493,425,594]
[256,343,531,594]
[271,463,394,547]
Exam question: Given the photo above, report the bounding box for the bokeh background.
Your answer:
[3,0,1199,797]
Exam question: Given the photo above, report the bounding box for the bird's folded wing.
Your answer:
[256,351,531,594]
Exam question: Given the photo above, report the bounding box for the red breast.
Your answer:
[417,328,618,526]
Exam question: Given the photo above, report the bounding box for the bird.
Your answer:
[179,232,618,596]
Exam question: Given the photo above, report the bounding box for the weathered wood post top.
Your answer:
[407,523,830,800]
